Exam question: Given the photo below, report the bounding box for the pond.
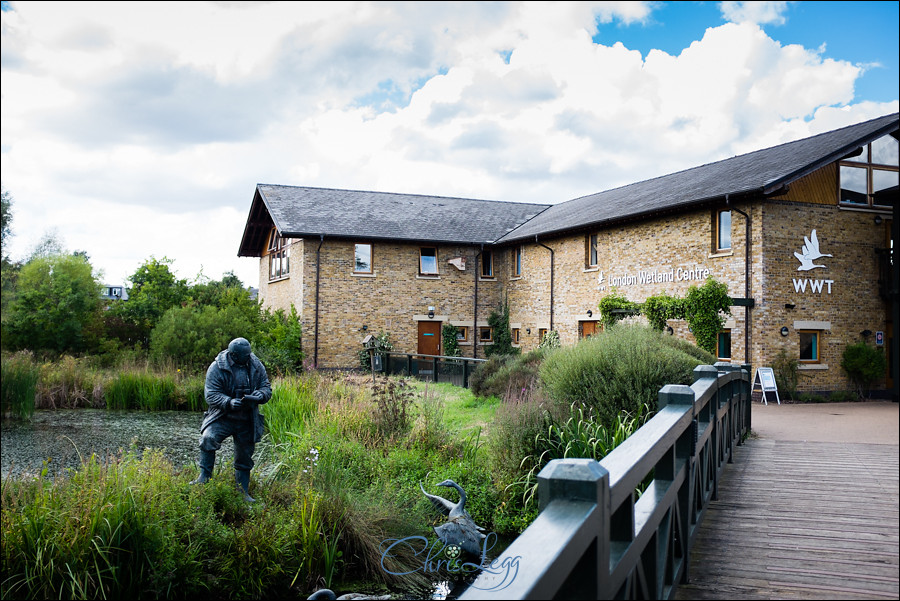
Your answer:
[1,409,206,478]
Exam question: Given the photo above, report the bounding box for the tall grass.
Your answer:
[105,370,178,410]
[1,352,40,419]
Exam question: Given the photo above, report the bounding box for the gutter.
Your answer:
[727,196,752,364]
[313,235,324,368]
[535,236,555,333]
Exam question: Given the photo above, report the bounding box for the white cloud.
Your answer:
[1,1,897,288]
[719,1,792,26]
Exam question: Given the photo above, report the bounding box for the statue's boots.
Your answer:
[235,470,255,503]
[190,450,215,485]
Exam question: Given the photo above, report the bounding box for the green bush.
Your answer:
[539,324,705,429]
[841,342,887,399]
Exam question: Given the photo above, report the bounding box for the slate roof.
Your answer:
[239,112,897,256]
[498,112,898,243]
[239,185,550,255]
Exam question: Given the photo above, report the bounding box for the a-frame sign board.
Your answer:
[753,367,781,405]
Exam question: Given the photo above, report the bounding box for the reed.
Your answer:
[1,352,40,419]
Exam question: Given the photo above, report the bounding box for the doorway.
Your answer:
[580,320,598,338]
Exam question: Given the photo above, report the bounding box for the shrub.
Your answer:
[484,304,518,357]
[841,342,887,399]
[772,348,800,400]
[539,324,704,429]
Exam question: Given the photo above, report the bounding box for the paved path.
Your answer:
[675,401,899,600]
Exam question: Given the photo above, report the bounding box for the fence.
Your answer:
[373,351,487,388]
[460,362,751,600]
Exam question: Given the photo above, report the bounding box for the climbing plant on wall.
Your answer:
[598,278,732,355]
[442,323,462,357]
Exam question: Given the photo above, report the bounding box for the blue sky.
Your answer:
[593,1,898,103]
[1,1,897,287]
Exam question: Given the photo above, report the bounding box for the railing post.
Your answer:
[537,459,610,599]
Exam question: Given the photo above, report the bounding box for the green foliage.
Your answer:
[1,351,40,419]
[253,305,304,376]
[3,253,103,354]
[441,323,461,357]
[469,348,546,400]
[149,303,255,371]
[772,348,800,400]
[841,342,887,399]
[107,257,190,347]
[104,370,178,411]
[357,331,393,371]
[683,278,732,354]
[642,292,685,331]
[597,288,640,327]
[538,329,560,350]
[484,303,518,357]
[540,324,705,429]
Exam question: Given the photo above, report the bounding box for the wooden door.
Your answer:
[581,321,598,338]
[417,321,441,356]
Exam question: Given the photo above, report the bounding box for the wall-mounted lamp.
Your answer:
[784,303,796,310]
[526,328,531,335]
[361,325,368,332]
[586,309,593,318]
[874,215,883,225]
[861,329,873,338]
[427,310,435,319]
[666,326,674,336]
[780,327,789,337]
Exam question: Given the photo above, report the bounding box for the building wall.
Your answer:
[263,239,505,368]
[254,165,891,392]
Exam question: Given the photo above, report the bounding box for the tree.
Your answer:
[107,257,190,347]
[3,253,103,353]
[1,187,19,318]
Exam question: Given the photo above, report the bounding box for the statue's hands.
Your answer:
[243,390,265,403]
[228,398,243,411]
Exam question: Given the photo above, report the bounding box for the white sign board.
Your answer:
[753,367,781,405]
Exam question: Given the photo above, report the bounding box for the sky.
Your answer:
[1,1,898,289]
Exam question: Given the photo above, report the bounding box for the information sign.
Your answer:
[753,367,781,406]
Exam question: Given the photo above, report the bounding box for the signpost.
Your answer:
[753,367,781,405]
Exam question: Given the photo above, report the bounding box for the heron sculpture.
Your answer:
[420,479,486,556]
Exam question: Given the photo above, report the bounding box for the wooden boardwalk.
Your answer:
[675,438,899,600]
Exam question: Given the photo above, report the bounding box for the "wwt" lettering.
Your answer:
[792,279,834,294]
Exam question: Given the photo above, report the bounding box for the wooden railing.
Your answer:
[375,351,486,388]
[460,363,751,600]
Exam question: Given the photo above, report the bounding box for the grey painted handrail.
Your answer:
[460,363,750,600]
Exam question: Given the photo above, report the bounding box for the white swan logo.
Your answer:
[794,229,832,271]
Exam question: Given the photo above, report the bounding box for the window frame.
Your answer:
[481,250,494,279]
[512,328,521,346]
[478,327,493,344]
[798,330,820,364]
[586,234,599,268]
[713,210,732,253]
[839,136,899,209]
[354,243,373,275]
[419,247,439,276]
[455,326,469,344]
[513,246,523,278]
[267,229,290,281]
[717,330,732,361]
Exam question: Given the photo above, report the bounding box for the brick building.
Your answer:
[239,113,898,394]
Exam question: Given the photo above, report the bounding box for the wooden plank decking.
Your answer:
[675,438,899,600]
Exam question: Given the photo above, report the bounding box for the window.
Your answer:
[717,331,732,360]
[267,229,290,280]
[455,327,469,343]
[839,134,899,208]
[481,250,494,278]
[479,327,493,343]
[354,243,373,274]
[714,210,731,252]
[538,328,548,342]
[512,328,520,345]
[799,331,819,363]
[420,247,438,275]
[513,247,523,277]
[586,234,598,267]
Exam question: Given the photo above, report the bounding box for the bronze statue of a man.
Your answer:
[190,337,272,502]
